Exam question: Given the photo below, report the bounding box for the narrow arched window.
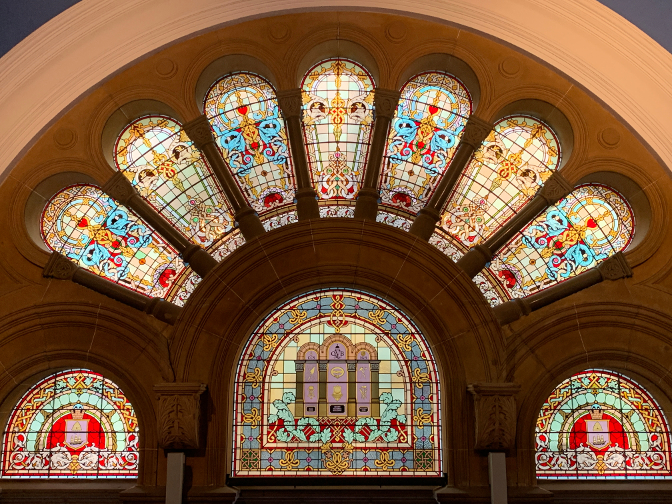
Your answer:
[536,369,672,478]
[232,289,441,478]
[489,183,634,298]
[301,59,375,216]
[41,184,185,299]
[2,369,139,478]
[441,115,560,246]
[204,72,295,214]
[380,72,472,214]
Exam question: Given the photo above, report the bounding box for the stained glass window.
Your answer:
[115,115,235,248]
[233,288,441,477]
[204,73,295,214]
[489,183,634,299]
[380,72,472,215]
[301,59,375,209]
[536,369,672,479]
[441,116,560,247]
[2,369,139,478]
[41,184,185,298]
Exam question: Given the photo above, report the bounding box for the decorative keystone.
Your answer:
[277,89,304,119]
[373,89,401,120]
[460,116,493,149]
[598,252,633,281]
[467,383,521,450]
[154,383,207,450]
[102,172,137,205]
[43,252,78,280]
[538,172,573,205]
[183,115,216,150]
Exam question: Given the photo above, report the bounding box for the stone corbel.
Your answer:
[467,383,521,451]
[155,383,207,450]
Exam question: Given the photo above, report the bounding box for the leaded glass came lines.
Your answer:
[204,72,295,214]
[380,72,472,214]
[536,369,672,479]
[441,116,560,246]
[233,289,441,477]
[41,184,185,298]
[1,369,139,478]
[301,59,375,209]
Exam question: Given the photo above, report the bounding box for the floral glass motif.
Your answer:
[205,72,295,213]
[302,59,375,207]
[441,116,560,246]
[115,115,234,248]
[380,72,472,214]
[489,184,634,298]
[233,289,441,477]
[41,184,185,298]
[2,369,139,478]
[536,369,672,479]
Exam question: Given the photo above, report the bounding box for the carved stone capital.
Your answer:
[456,244,492,278]
[154,383,207,450]
[492,297,531,326]
[144,297,182,325]
[408,207,441,241]
[460,116,493,149]
[467,383,521,450]
[183,115,216,149]
[373,88,401,120]
[43,251,78,280]
[598,252,633,281]
[538,172,573,205]
[102,171,137,206]
[277,89,304,119]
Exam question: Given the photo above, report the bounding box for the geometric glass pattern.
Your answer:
[2,369,138,478]
[489,184,634,298]
[536,369,671,479]
[204,72,295,214]
[41,184,185,298]
[301,59,375,209]
[233,288,441,476]
[380,72,472,215]
[441,115,560,247]
[114,115,235,248]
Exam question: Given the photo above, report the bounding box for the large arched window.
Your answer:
[301,59,375,215]
[380,71,472,214]
[233,288,441,477]
[489,183,634,298]
[536,369,672,478]
[41,184,185,299]
[2,369,139,478]
[204,72,295,214]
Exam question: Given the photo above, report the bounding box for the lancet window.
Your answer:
[536,369,672,479]
[1,369,139,478]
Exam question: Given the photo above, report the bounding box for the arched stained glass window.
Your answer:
[489,184,634,299]
[204,72,295,214]
[115,115,234,248]
[2,369,139,478]
[233,288,441,477]
[41,184,185,298]
[380,72,472,214]
[536,369,672,478]
[441,115,560,246]
[301,59,375,208]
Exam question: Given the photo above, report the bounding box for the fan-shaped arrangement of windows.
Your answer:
[233,288,441,477]
[204,72,295,214]
[380,72,472,214]
[536,369,672,479]
[1,369,139,478]
[489,183,634,298]
[41,184,186,299]
[301,59,375,217]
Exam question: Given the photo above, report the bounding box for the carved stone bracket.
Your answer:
[43,251,78,280]
[460,116,493,149]
[538,171,573,205]
[373,88,401,120]
[467,383,521,451]
[102,171,136,206]
[155,383,207,450]
[277,89,303,119]
[183,115,216,149]
[598,251,633,280]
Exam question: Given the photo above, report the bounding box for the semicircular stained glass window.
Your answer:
[2,369,139,478]
[114,115,235,249]
[536,369,672,479]
[380,72,472,215]
[440,115,560,247]
[204,72,295,214]
[301,59,375,210]
[489,183,634,299]
[233,288,441,477]
[41,184,185,298]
